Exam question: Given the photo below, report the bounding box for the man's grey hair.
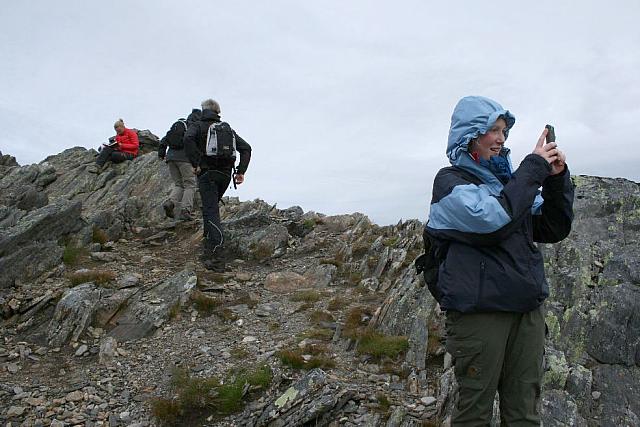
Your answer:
[201,99,221,114]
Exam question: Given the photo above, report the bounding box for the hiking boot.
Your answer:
[200,251,225,271]
[178,210,194,222]
[216,246,237,262]
[162,200,175,218]
[202,258,226,272]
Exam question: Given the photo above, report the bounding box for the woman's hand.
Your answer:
[532,128,566,175]
[550,149,566,175]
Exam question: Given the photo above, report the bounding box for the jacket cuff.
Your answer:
[543,165,570,191]
[520,154,551,185]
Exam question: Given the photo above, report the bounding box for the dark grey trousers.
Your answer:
[197,169,231,254]
[96,145,133,166]
[445,305,545,426]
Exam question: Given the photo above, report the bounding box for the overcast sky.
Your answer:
[1,1,639,224]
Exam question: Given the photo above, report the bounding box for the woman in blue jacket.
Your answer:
[426,96,574,425]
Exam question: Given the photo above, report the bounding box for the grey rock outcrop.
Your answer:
[255,369,353,427]
[45,269,196,346]
[0,200,83,288]
[48,283,102,347]
[107,269,197,341]
[537,175,640,425]
[0,150,19,167]
[42,146,171,240]
[134,129,160,154]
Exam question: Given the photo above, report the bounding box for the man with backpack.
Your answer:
[183,99,252,272]
[158,109,202,221]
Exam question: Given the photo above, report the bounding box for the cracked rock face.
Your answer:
[0,200,84,289]
[45,269,197,346]
[255,369,354,427]
[48,283,102,347]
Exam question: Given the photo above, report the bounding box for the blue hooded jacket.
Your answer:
[425,96,574,313]
[430,96,544,234]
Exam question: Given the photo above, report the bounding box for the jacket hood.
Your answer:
[187,109,202,124]
[447,96,516,163]
[201,109,220,122]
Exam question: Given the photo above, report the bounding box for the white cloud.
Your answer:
[1,0,639,224]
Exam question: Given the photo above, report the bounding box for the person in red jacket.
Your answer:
[88,118,139,173]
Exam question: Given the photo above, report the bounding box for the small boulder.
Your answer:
[264,272,308,293]
[6,406,25,417]
[90,252,117,262]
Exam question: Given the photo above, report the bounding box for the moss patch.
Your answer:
[543,352,569,389]
[545,312,561,342]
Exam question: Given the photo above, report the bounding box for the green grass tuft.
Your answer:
[309,310,335,325]
[168,301,182,320]
[357,331,409,359]
[92,227,109,244]
[342,306,373,339]
[63,244,84,266]
[290,289,324,303]
[319,258,343,268]
[382,237,399,247]
[277,350,305,369]
[68,269,115,286]
[376,392,391,413]
[190,291,222,315]
[149,398,181,425]
[298,328,334,341]
[277,347,335,370]
[268,321,280,331]
[327,296,349,311]
[305,355,336,370]
[242,364,273,388]
[152,365,272,426]
[230,346,249,360]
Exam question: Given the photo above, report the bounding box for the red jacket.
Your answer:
[115,128,139,156]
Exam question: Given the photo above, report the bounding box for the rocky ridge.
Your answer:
[1,144,639,426]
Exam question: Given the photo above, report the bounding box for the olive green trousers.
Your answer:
[445,306,545,426]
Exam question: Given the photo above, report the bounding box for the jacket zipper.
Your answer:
[476,261,486,308]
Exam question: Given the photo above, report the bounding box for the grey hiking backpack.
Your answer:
[205,122,236,160]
